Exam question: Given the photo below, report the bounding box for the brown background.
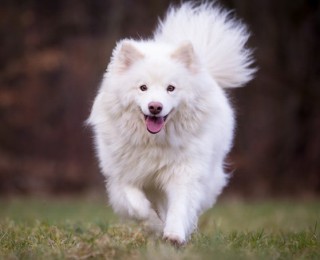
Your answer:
[0,0,319,198]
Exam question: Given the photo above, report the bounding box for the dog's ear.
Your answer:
[171,42,197,72]
[114,41,144,72]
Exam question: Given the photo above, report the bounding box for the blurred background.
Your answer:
[0,0,319,198]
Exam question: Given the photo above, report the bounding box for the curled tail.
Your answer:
[154,2,256,88]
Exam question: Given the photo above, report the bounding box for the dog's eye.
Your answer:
[167,85,175,92]
[140,85,148,91]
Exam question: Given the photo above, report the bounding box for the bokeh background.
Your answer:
[0,0,319,198]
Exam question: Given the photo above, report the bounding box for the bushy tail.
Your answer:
[154,2,256,88]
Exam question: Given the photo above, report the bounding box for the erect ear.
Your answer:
[171,42,196,71]
[114,41,144,72]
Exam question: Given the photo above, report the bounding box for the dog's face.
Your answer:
[109,40,199,134]
[136,82,178,134]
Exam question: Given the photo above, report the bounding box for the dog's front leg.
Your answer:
[163,173,202,245]
[107,182,163,232]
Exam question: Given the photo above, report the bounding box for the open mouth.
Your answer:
[144,114,169,134]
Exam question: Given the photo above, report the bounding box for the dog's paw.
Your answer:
[163,233,186,247]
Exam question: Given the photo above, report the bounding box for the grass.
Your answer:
[0,197,319,259]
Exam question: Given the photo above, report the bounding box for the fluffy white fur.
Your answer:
[88,2,255,245]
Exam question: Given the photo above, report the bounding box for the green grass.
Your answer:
[0,197,319,259]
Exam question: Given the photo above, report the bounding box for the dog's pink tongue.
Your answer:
[146,116,165,134]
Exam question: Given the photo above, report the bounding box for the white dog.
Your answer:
[88,2,255,245]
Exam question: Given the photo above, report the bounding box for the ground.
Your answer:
[0,197,319,259]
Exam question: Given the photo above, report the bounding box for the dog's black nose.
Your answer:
[148,102,163,115]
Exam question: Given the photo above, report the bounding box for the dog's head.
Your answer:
[107,40,200,134]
